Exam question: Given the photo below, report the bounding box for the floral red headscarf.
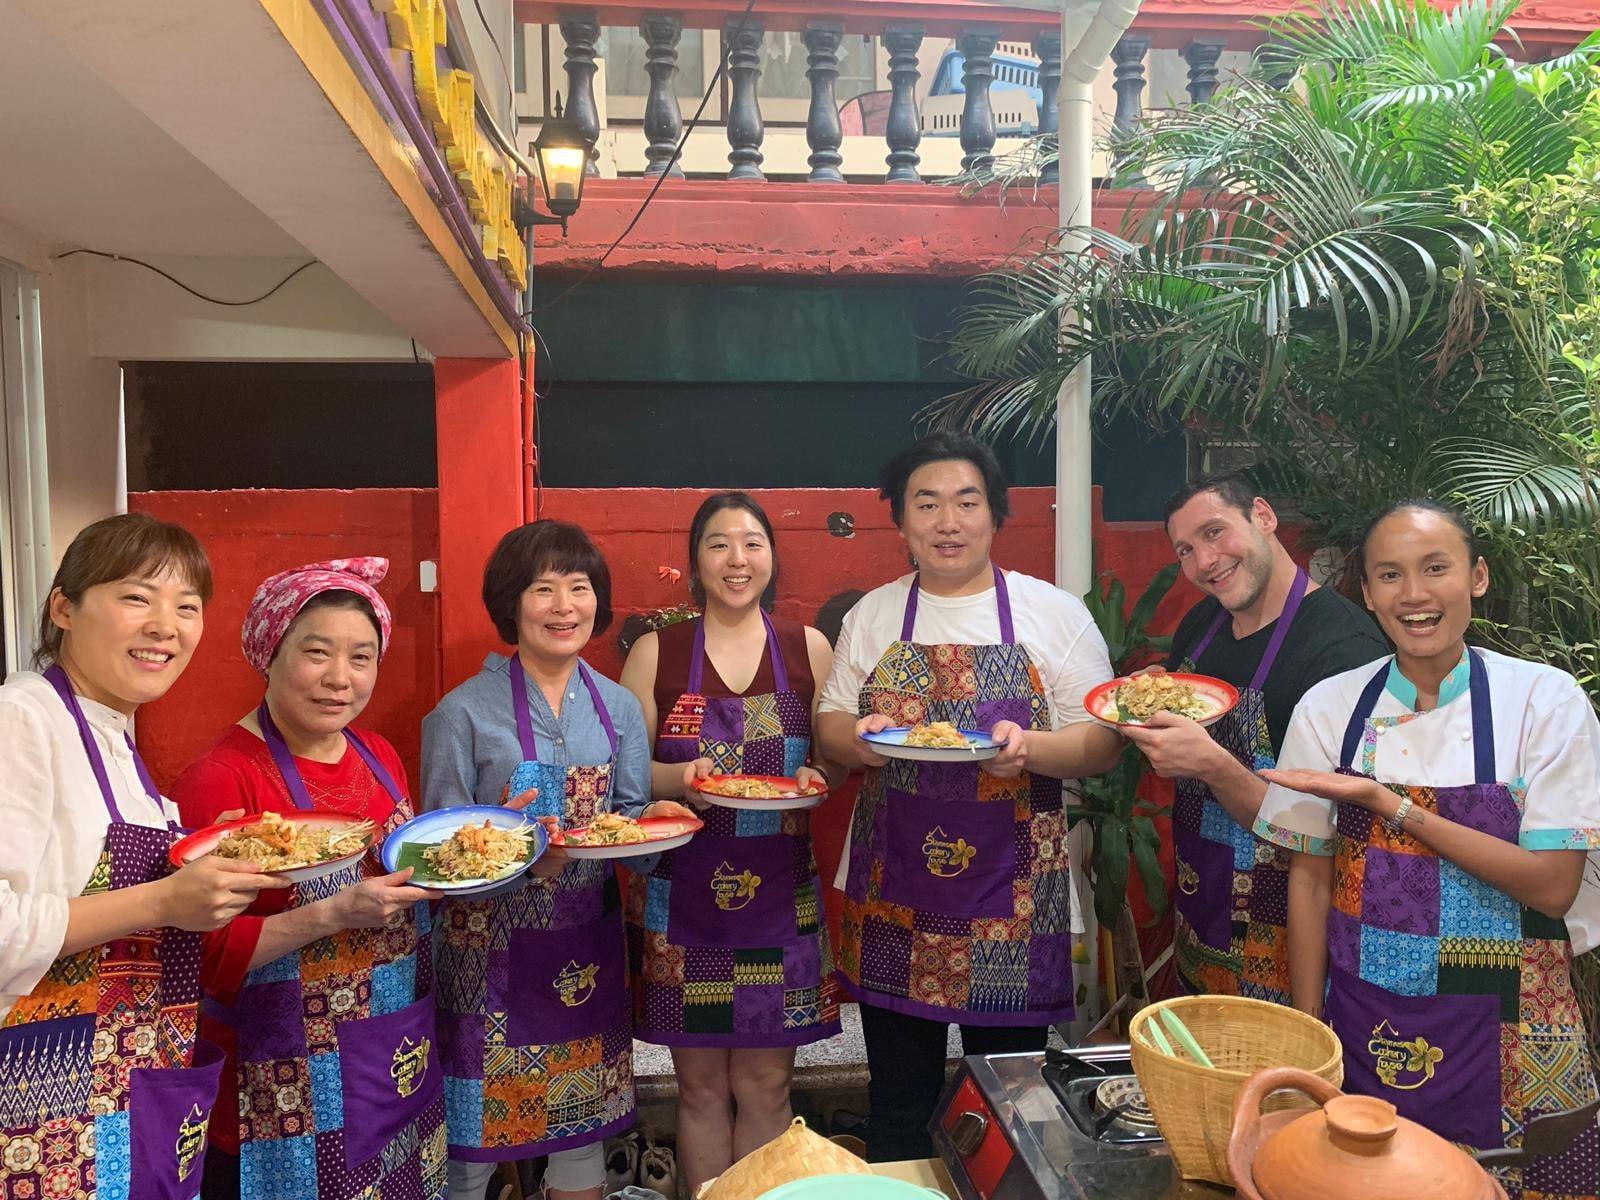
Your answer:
[241,557,393,674]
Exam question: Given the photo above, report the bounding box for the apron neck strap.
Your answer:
[1186,568,1310,688]
[257,701,407,811]
[900,564,1012,644]
[687,611,789,695]
[1339,649,1495,783]
[45,663,163,827]
[511,656,618,762]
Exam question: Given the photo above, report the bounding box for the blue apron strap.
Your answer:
[1339,659,1394,771]
[45,663,165,827]
[577,662,619,759]
[509,656,540,762]
[1248,568,1311,692]
[1468,649,1496,785]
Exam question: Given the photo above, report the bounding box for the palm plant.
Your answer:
[943,0,1600,1060]
[938,0,1600,558]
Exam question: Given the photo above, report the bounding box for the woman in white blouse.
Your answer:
[1256,499,1599,1197]
[0,513,285,1200]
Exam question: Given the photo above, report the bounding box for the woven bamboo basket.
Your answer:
[1129,995,1343,1187]
[697,1118,874,1200]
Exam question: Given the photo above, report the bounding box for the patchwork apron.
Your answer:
[1172,569,1307,1003]
[436,660,634,1162]
[839,568,1074,1025]
[206,705,445,1200]
[0,666,223,1200]
[1324,650,1598,1197]
[626,613,839,1046]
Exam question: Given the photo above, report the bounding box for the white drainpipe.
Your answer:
[1055,0,1141,598]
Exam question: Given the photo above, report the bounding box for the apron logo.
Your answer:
[1367,1020,1445,1090]
[923,827,978,878]
[711,862,762,911]
[1177,858,1199,896]
[390,1036,433,1098]
[555,960,600,1008]
[175,1104,207,1180]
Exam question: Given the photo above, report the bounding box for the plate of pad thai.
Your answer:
[859,721,1001,763]
[692,774,829,811]
[381,806,550,897]
[550,812,703,859]
[171,811,377,884]
[1084,672,1238,730]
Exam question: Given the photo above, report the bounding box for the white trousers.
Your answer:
[446,1141,607,1199]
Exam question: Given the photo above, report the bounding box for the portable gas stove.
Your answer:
[929,1044,1230,1200]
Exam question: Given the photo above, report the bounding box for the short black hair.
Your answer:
[878,432,1010,529]
[688,492,779,610]
[1162,473,1260,527]
[481,520,614,644]
[1356,498,1481,579]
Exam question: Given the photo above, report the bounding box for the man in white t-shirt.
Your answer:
[815,431,1120,1162]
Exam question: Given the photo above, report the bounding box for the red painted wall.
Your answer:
[128,489,442,794]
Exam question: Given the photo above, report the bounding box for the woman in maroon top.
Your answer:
[620,493,842,1197]
[173,559,438,1200]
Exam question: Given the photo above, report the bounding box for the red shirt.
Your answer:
[172,723,411,1154]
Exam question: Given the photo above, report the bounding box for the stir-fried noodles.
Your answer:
[211,811,373,870]
[422,820,532,882]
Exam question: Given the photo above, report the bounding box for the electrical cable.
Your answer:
[467,0,517,128]
[50,250,319,307]
[525,0,758,318]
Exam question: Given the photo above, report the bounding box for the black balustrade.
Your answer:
[804,22,845,183]
[641,13,685,177]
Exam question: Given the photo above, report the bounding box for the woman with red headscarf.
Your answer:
[173,558,442,1200]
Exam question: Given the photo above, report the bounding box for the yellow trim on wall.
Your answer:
[256,0,518,356]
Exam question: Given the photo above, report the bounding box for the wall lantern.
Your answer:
[526,97,592,236]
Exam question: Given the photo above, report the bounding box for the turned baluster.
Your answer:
[641,14,684,178]
[1110,35,1150,184]
[725,17,765,181]
[1183,40,1227,106]
[804,22,845,183]
[1032,29,1062,185]
[558,10,602,175]
[958,28,1001,173]
[883,23,924,184]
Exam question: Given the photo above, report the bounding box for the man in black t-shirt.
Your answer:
[1121,475,1387,1001]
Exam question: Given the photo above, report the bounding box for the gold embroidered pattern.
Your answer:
[553,961,598,1009]
[922,827,977,878]
[711,862,762,911]
[390,1036,433,1098]
[176,1103,208,1179]
[1367,1020,1444,1090]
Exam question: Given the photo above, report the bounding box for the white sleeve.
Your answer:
[1517,673,1600,851]
[0,699,72,1006]
[818,601,871,715]
[1253,690,1341,856]
[1048,617,1114,728]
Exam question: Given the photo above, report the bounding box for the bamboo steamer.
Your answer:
[697,1118,874,1200]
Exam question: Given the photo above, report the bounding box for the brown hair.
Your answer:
[481,520,614,644]
[688,491,779,610]
[34,513,214,668]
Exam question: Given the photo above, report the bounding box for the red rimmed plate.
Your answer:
[550,814,704,859]
[1084,672,1240,730]
[692,774,828,811]
[170,812,375,884]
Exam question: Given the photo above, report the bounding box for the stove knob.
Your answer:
[950,1111,988,1156]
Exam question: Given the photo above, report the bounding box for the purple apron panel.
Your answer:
[335,994,444,1167]
[878,788,1016,919]
[667,833,800,949]
[128,1040,226,1200]
[506,916,629,1045]
[1173,823,1235,952]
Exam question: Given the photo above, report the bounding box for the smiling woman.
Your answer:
[0,513,289,1200]
[171,557,441,1200]
[1256,499,1600,1197]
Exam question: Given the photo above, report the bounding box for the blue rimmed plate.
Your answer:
[382,805,549,898]
[859,726,1002,763]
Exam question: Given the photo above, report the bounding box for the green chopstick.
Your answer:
[1158,1008,1215,1068]
[1143,1017,1176,1057]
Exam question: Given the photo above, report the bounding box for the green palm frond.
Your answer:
[1427,437,1599,529]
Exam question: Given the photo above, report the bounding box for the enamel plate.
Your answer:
[170,812,375,885]
[383,805,550,898]
[1083,672,1240,731]
[692,774,828,811]
[550,815,704,860]
[859,727,1002,763]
